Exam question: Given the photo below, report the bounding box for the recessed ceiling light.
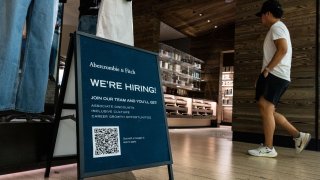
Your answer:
[207,20,211,23]
[199,13,203,16]
[214,25,218,29]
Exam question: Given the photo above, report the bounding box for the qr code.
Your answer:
[92,126,121,158]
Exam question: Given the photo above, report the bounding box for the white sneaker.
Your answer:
[294,132,311,154]
[248,144,278,157]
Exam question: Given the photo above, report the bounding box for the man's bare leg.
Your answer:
[258,97,276,148]
[274,112,299,138]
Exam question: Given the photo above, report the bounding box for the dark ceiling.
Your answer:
[155,0,236,37]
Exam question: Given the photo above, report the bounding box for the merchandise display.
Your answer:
[164,94,216,118]
[164,95,190,116]
[192,99,215,116]
[164,94,217,127]
[220,66,234,123]
[159,43,217,127]
[159,43,203,93]
[221,66,234,106]
[0,0,56,114]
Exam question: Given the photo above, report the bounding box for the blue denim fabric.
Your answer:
[0,0,55,113]
[49,30,60,77]
[78,15,98,35]
[49,3,62,78]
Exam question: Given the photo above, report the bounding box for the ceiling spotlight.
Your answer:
[214,25,218,29]
[199,13,203,16]
[207,20,211,23]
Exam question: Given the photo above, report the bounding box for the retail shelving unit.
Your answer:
[192,99,215,117]
[158,43,203,95]
[221,66,234,107]
[221,66,233,123]
[163,94,216,127]
[217,50,234,125]
[164,94,191,117]
[158,43,217,127]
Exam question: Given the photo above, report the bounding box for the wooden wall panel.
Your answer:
[233,0,316,137]
[318,0,320,142]
[133,0,160,52]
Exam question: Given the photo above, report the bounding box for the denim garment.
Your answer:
[49,30,60,77]
[0,0,55,113]
[78,15,98,35]
[49,3,63,77]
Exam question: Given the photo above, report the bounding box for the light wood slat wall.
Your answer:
[233,0,317,138]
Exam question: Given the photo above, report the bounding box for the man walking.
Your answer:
[248,0,311,157]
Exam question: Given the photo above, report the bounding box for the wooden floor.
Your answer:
[0,126,320,180]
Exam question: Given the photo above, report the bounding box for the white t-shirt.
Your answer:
[262,21,292,81]
[96,0,134,46]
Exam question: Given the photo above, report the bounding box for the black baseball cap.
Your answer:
[255,0,283,18]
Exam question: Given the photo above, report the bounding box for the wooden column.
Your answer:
[132,0,160,52]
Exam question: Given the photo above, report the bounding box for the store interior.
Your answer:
[58,0,236,127]
[0,0,319,177]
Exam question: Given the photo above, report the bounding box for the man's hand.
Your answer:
[263,68,269,78]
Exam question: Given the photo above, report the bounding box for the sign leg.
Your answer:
[168,164,174,180]
[44,33,75,177]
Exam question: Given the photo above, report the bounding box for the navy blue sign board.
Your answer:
[74,32,173,179]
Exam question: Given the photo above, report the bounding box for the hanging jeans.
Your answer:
[49,2,62,80]
[0,0,55,113]
[49,29,60,79]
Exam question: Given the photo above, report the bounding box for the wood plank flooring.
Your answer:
[0,126,319,180]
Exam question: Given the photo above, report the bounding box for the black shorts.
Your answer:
[255,73,290,107]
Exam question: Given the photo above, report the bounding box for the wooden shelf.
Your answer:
[192,109,213,113]
[163,94,217,124]
[159,43,204,92]
[166,106,188,112]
